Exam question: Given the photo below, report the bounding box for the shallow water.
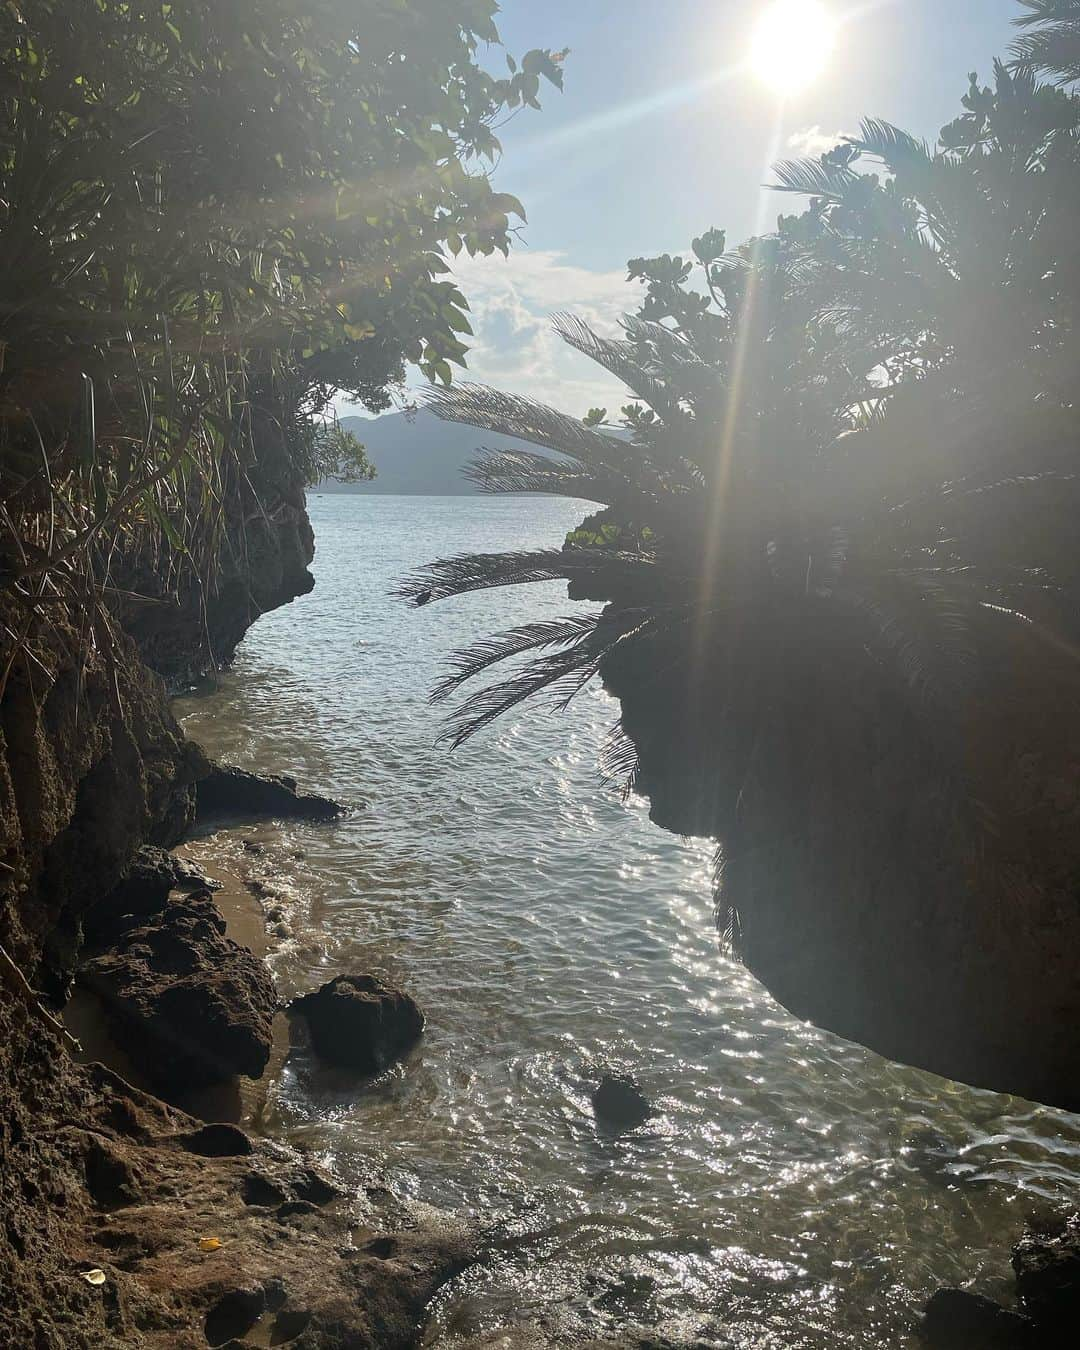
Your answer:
[175,494,1080,1347]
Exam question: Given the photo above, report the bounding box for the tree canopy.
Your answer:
[0,0,562,679]
[401,3,1080,793]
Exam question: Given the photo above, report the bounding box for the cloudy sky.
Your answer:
[345,0,1020,419]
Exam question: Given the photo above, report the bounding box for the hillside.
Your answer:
[321,409,531,495]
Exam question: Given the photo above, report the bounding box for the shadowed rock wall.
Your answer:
[604,613,1080,1111]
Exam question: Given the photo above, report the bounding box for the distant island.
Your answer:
[318,409,533,495]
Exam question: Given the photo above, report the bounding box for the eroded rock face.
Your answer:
[290,974,425,1073]
[83,843,222,945]
[81,890,277,1091]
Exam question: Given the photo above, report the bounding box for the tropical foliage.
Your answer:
[1013,1,1080,83]
[0,0,561,687]
[400,3,1080,802]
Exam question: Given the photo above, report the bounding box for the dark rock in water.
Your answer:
[196,761,343,825]
[84,844,221,945]
[81,890,277,1091]
[920,1288,1036,1348]
[591,1074,653,1130]
[290,974,424,1073]
[1013,1213,1080,1332]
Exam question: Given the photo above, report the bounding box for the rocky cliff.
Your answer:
[0,431,466,1344]
[603,611,1080,1112]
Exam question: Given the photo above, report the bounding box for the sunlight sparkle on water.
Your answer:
[750,0,837,94]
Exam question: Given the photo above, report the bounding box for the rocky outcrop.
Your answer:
[920,1288,1035,1348]
[919,1214,1080,1348]
[1013,1213,1080,1333]
[81,889,277,1092]
[117,404,317,685]
[195,763,344,826]
[0,1057,473,1349]
[84,844,221,946]
[290,974,425,1074]
[0,400,427,1343]
[603,612,1080,1111]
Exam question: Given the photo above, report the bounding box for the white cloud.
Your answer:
[446,247,641,415]
[335,248,642,421]
[786,125,851,159]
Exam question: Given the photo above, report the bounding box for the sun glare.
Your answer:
[750,0,837,95]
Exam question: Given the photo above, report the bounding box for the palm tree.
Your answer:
[1013,1,1080,84]
[399,57,1080,865]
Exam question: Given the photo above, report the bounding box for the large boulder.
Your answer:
[81,890,276,1091]
[1013,1213,1080,1333]
[290,974,424,1073]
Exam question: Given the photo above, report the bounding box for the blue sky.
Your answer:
[351,0,1021,417]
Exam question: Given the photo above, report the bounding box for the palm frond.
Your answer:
[553,313,685,422]
[771,156,863,200]
[463,447,616,500]
[422,382,626,468]
[436,642,603,748]
[850,119,933,169]
[829,571,978,706]
[431,615,600,704]
[1011,1,1080,81]
[393,547,661,607]
[599,721,641,800]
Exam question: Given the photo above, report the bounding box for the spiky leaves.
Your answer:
[1012,1,1080,84]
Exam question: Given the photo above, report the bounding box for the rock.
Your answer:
[81,891,277,1092]
[83,1138,141,1210]
[591,1075,653,1131]
[291,1167,340,1206]
[84,845,221,945]
[196,763,343,825]
[242,1172,289,1208]
[289,974,424,1073]
[205,1286,266,1347]
[1013,1213,1080,1332]
[276,1200,319,1221]
[920,1288,1036,1347]
[181,1123,254,1158]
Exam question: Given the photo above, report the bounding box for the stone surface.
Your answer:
[601,611,1080,1110]
[1013,1213,1080,1332]
[196,762,343,825]
[290,974,425,1073]
[81,890,277,1091]
[591,1075,653,1131]
[84,844,221,945]
[0,1058,474,1349]
[920,1288,1035,1348]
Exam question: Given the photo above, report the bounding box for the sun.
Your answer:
[750,0,837,95]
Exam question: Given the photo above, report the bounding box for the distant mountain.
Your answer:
[317,409,536,495]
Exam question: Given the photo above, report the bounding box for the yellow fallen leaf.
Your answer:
[82,1269,107,1286]
[198,1237,223,1253]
